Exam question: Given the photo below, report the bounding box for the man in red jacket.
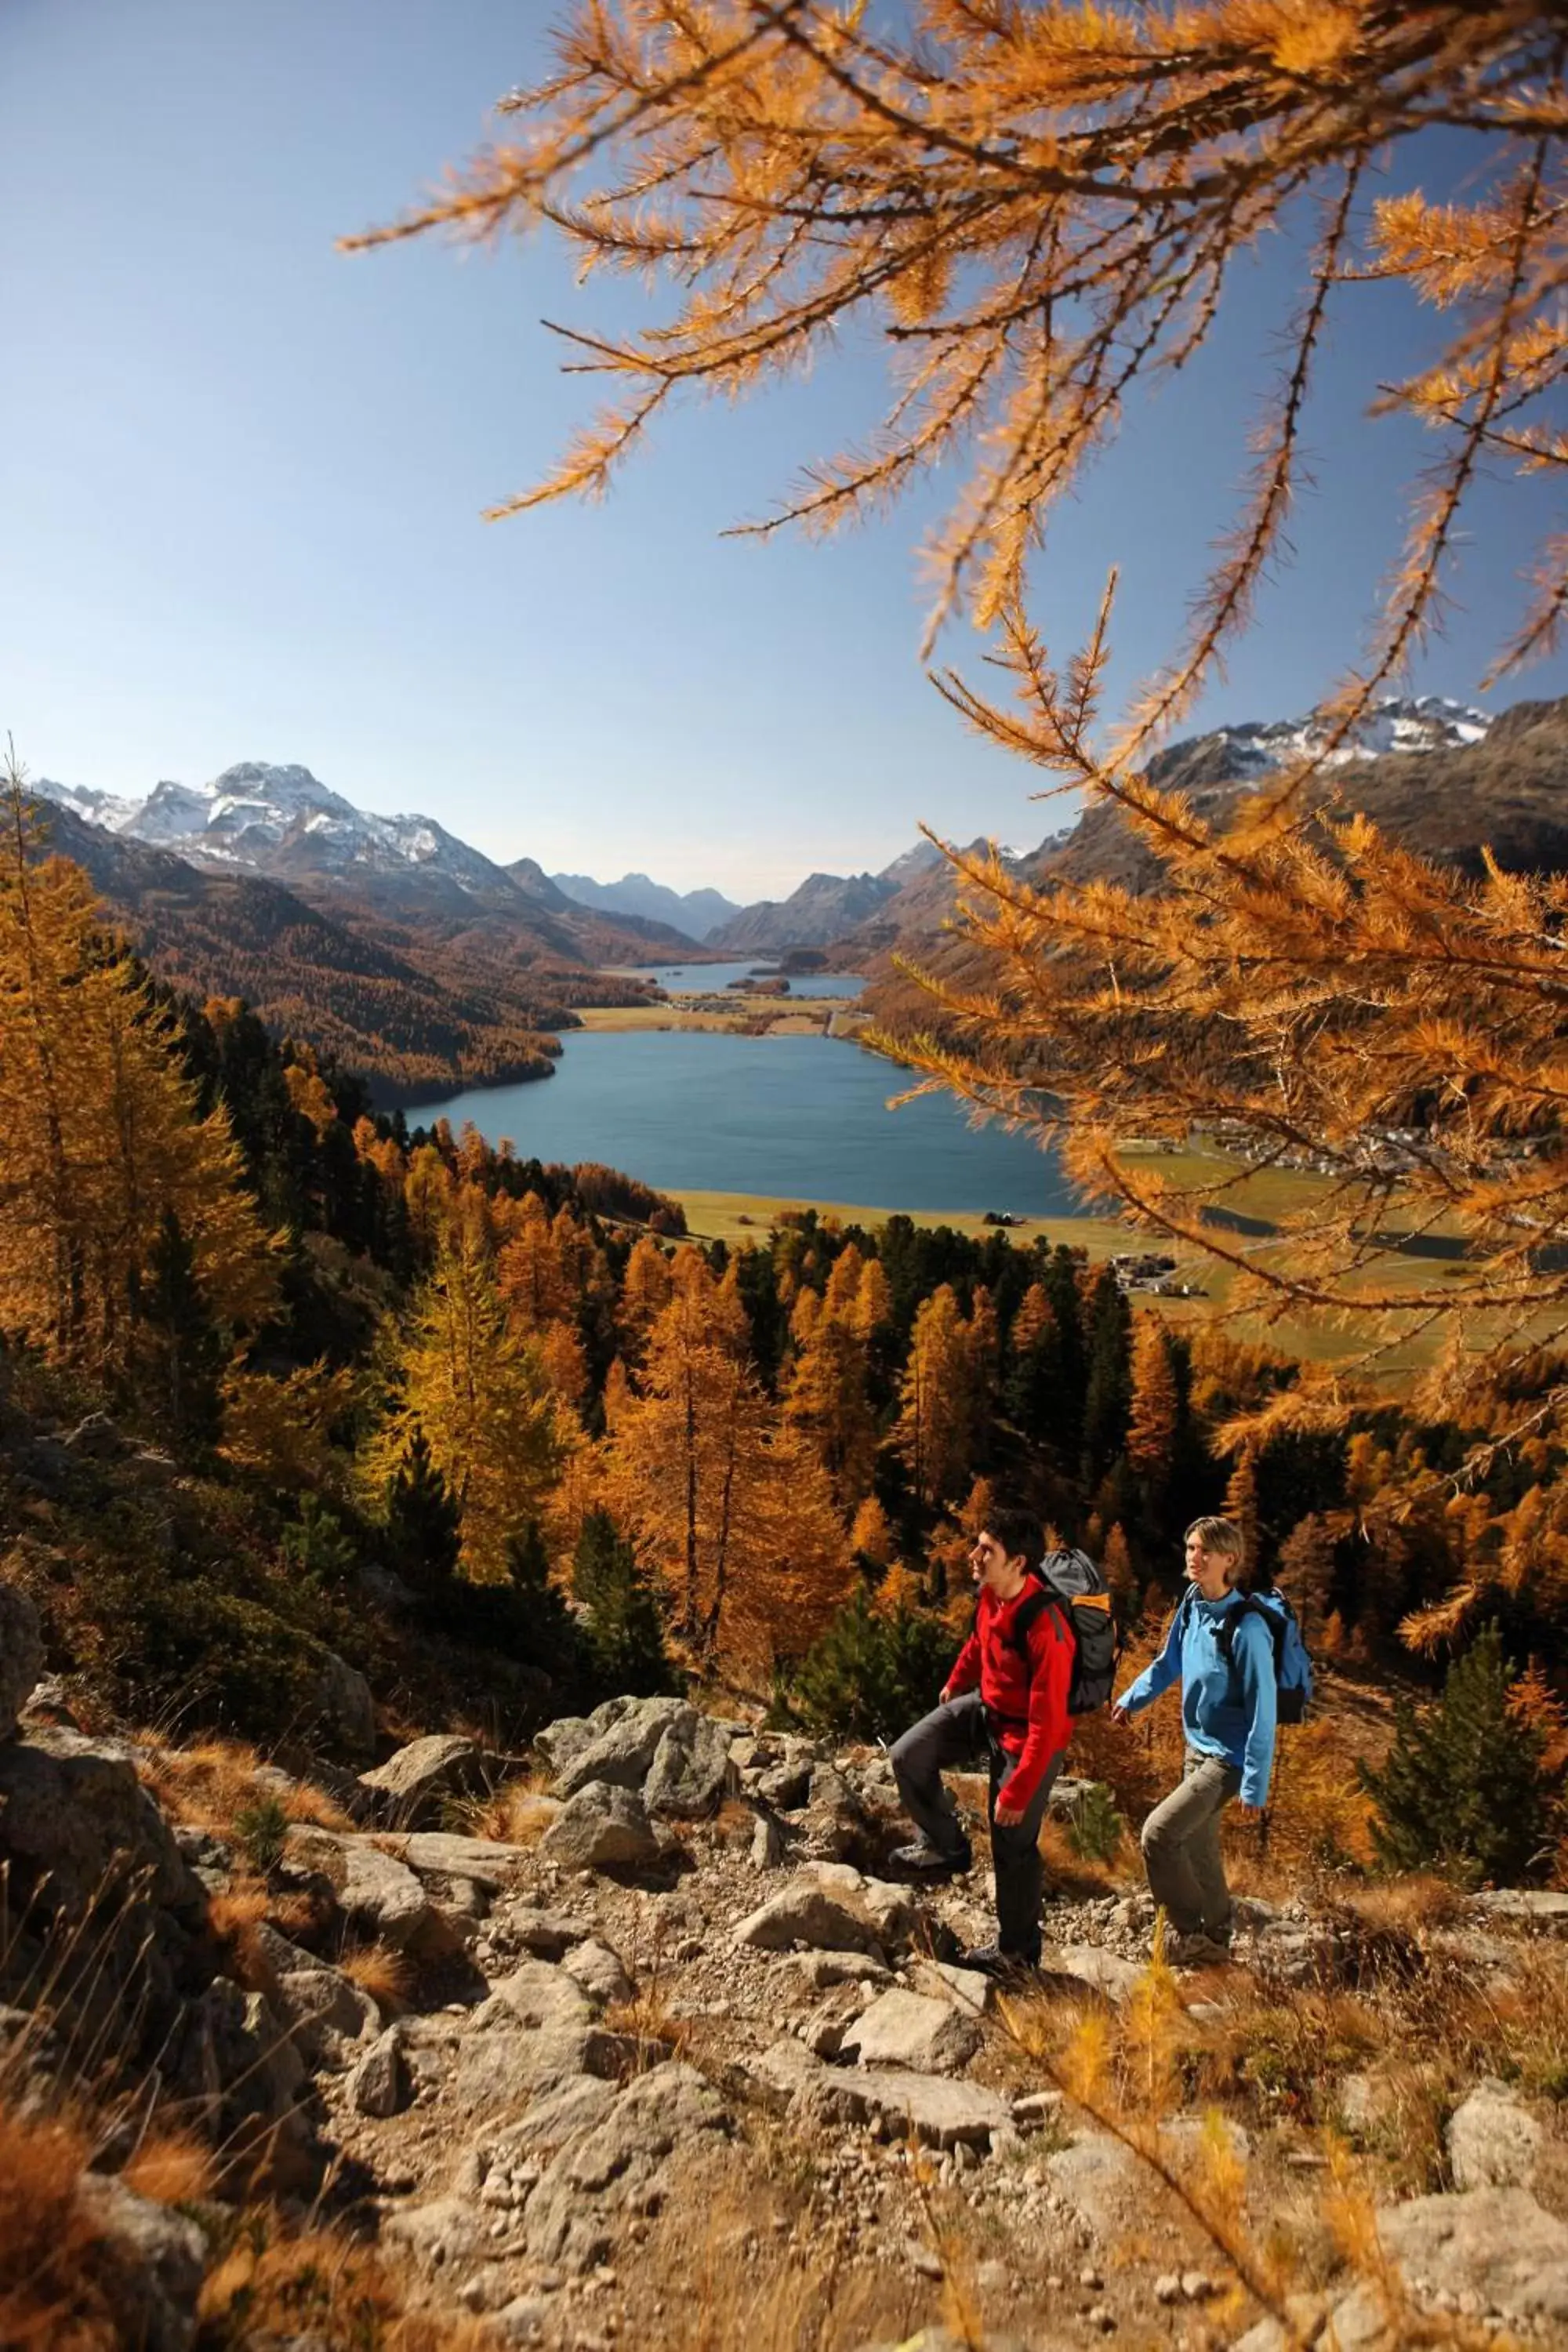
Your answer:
[889,1508,1073,1976]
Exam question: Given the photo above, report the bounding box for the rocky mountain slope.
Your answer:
[24,786,675,1102]
[852,692,1568,1027]
[5,1624,1565,2352]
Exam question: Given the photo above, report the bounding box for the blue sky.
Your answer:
[4,2,1562,899]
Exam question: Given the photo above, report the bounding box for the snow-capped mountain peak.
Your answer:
[1209,693,1492,775]
[31,762,521,903]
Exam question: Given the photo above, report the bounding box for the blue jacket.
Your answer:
[1119,1588,1277,1807]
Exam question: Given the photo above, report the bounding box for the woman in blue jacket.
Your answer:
[1112,1515,1276,1965]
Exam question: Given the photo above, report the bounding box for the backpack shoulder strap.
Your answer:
[1007,1577,1055,1655]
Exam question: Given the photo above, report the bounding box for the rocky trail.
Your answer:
[2,1637,1567,2351]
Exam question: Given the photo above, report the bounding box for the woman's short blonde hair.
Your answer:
[1185,1515,1246,1583]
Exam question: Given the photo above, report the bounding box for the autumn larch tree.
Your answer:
[350,5,1568,1468]
[606,1250,851,1679]
[365,1225,574,1582]
[0,771,279,1379]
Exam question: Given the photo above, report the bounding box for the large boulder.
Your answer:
[644,1714,736,1819]
[307,1650,376,1759]
[840,1988,981,2074]
[0,1582,44,1742]
[540,1783,661,1872]
[731,1882,885,1958]
[0,1728,201,1918]
[1446,2078,1543,2190]
[523,2063,729,2272]
[337,1839,435,1951]
[77,2177,209,2352]
[1376,2187,1568,2325]
[359,1734,488,1827]
[554,1698,692,1798]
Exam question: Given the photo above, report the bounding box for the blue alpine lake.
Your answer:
[607,960,866,1000]
[418,1031,1077,1216]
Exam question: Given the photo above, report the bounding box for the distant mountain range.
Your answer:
[31,693,1567,1098]
[855,691,1568,1029]
[550,871,742,941]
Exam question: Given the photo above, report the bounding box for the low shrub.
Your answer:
[792,1587,952,1743]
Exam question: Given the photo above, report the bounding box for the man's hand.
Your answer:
[938,1683,955,1707]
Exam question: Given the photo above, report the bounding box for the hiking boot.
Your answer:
[960,1944,1040,1983]
[888,1838,972,1878]
[1167,1930,1232,1969]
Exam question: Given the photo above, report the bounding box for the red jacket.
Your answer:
[947,1578,1073,1810]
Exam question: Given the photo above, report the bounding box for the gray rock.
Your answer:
[524,2063,729,2272]
[554,1697,691,1798]
[382,2194,483,2270]
[917,1960,995,2014]
[753,1760,814,1810]
[1039,1943,1144,2005]
[1377,2187,1568,2323]
[338,1838,434,1950]
[484,2074,619,2157]
[1338,2067,1398,2137]
[1474,1889,1568,1931]
[731,1882,883,1957]
[307,1649,376,1759]
[561,1937,633,2008]
[644,1713,736,1818]
[250,1924,378,2060]
[540,1782,660,1871]
[0,1726,201,1916]
[0,1584,44,1740]
[506,1904,591,1960]
[403,1831,532,1889]
[804,2066,1008,2149]
[1044,2132,1145,2235]
[796,1762,874,1861]
[20,1671,82,1730]
[78,2176,209,2352]
[452,2026,615,2116]
[1446,2078,1543,2190]
[532,1711,600,1777]
[347,2023,410,2117]
[359,1735,488,1825]
[808,1864,916,1950]
[488,1958,595,2034]
[840,1988,982,2074]
[1233,2286,1385,2352]
[751,1813,786,1870]
[790,1950,892,1991]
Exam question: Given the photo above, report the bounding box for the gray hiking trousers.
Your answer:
[1140,1748,1243,1942]
[890,1690,1062,1962]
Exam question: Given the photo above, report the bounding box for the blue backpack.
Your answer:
[1184,1584,1314,1724]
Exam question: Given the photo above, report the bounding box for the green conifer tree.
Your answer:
[1359,1625,1548,1886]
[137,1205,224,1447]
[1081,1266,1133,1483]
[383,1426,463,1592]
[573,1512,677,1700]
[793,1588,952,1743]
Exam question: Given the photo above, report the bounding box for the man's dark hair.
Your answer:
[986,1508,1044,1575]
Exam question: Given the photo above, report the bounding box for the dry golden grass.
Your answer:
[122,2125,216,2205]
[338,1942,413,2019]
[197,2216,498,2350]
[207,1878,274,1992]
[138,1737,351,1845]
[459,1773,557,1847]
[0,2099,118,2352]
[657,2176,913,2352]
